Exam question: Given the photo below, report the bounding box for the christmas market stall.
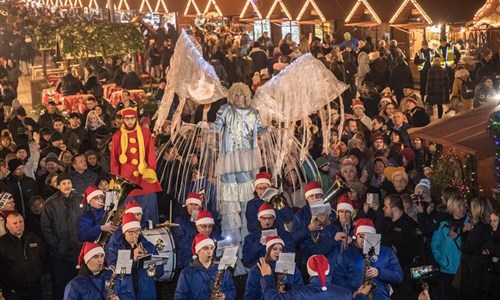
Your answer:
[468,0,500,52]
[409,102,499,202]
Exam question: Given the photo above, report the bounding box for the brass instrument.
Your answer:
[362,251,377,299]
[276,269,288,293]
[269,193,288,210]
[210,266,227,300]
[104,266,117,300]
[95,174,141,248]
[341,223,349,252]
[323,175,349,205]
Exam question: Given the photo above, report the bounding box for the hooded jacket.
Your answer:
[431,214,469,274]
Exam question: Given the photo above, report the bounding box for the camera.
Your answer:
[410,265,439,280]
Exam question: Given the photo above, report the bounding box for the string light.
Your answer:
[487,110,500,201]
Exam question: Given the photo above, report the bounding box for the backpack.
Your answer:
[460,78,474,99]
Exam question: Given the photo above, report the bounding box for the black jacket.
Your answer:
[55,73,83,96]
[37,112,63,129]
[382,213,423,267]
[0,231,46,293]
[41,191,84,260]
[121,71,142,90]
[3,173,37,217]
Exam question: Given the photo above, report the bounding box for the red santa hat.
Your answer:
[406,95,418,107]
[196,210,214,226]
[341,159,357,172]
[80,186,104,208]
[305,181,323,199]
[192,233,215,255]
[351,99,365,111]
[121,107,138,118]
[307,255,330,291]
[258,202,276,219]
[337,194,354,213]
[185,192,202,207]
[77,242,104,269]
[125,200,143,214]
[122,213,141,233]
[354,218,377,235]
[265,235,284,252]
[255,172,272,187]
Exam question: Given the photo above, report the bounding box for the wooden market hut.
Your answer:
[469,0,500,51]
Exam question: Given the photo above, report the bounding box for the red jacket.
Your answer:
[110,126,162,196]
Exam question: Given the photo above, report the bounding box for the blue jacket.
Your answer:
[174,259,236,300]
[77,206,105,242]
[292,204,340,263]
[243,229,294,268]
[184,178,219,220]
[246,197,295,233]
[245,260,303,300]
[332,245,403,300]
[173,214,197,269]
[105,234,164,300]
[431,215,469,274]
[63,266,132,300]
[260,274,367,300]
[327,221,355,268]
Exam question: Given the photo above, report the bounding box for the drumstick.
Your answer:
[169,200,173,223]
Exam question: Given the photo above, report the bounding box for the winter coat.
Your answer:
[245,260,304,300]
[41,191,85,260]
[77,206,105,242]
[68,168,98,195]
[431,215,469,274]
[481,229,500,299]
[400,93,423,113]
[83,75,103,99]
[473,82,496,108]
[357,52,370,91]
[360,94,380,119]
[333,245,403,300]
[245,196,295,233]
[260,274,367,300]
[292,204,340,264]
[404,107,429,128]
[63,265,131,300]
[55,73,83,96]
[105,234,164,300]
[2,172,37,217]
[426,65,450,105]
[6,64,22,83]
[363,69,387,92]
[174,259,236,300]
[389,64,414,101]
[460,221,491,293]
[451,68,472,105]
[243,228,294,268]
[0,231,46,295]
[249,48,269,72]
[121,72,142,90]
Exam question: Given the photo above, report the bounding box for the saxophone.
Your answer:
[210,267,226,300]
[276,269,288,293]
[95,174,141,248]
[104,267,117,300]
[362,254,376,299]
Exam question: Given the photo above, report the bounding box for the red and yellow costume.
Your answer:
[110,107,162,196]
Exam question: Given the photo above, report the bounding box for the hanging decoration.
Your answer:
[427,148,464,200]
[487,110,500,201]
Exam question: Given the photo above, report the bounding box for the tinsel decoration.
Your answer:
[487,110,500,201]
[462,154,477,200]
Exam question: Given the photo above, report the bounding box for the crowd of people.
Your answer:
[0,1,499,300]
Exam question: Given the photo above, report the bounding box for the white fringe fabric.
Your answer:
[216,148,262,175]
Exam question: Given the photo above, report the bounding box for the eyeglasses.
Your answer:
[125,229,141,235]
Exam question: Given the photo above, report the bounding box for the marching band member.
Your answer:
[173,192,202,269]
[333,218,403,300]
[105,213,163,300]
[108,200,148,247]
[175,234,236,300]
[77,186,117,242]
[243,203,294,268]
[64,242,130,300]
[257,254,370,300]
[292,182,339,265]
[245,235,304,299]
[246,172,294,234]
[328,195,355,266]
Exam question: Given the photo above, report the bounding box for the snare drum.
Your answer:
[142,228,177,281]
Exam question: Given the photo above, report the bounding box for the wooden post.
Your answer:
[42,50,48,78]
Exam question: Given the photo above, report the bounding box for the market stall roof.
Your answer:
[296,0,353,23]
[410,102,498,160]
[473,0,500,28]
[390,0,483,28]
[265,0,301,23]
[239,0,269,21]
[345,0,399,27]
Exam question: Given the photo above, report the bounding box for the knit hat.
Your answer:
[122,213,141,233]
[406,95,418,107]
[354,218,376,235]
[125,200,143,214]
[373,156,389,167]
[8,158,23,172]
[383,166,406,183]
[336,194,354,213]
[0,192,13,210]
[16,107,27,117]
[349,182,366,197]
[77,242,104,269]
[196,210,215,226]
[255,172,272,187]
[80,186,104,208]
[15,144,29,154]
[380,92,393,105]
[315,156,330,169]
[351,99,364,111]
[121,107,137,118]
[401,148,415,162]
[340,159,357,172]
[415,179,431,193]
[402,83,414,90]
[372,132,384,142]
[84,150,98,159]
[265,235,284,252]
[258,202,276,219]
[56,172,71,185]
[185,192,202,207]
[307,255,330,291]
[192,233,215,255]
[50,131,64,142]
[305,182,323,199]
[45,153,62,166]
[140,116,151,126]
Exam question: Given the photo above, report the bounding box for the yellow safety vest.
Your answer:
[439,45,455,68]
[416,50,426,71]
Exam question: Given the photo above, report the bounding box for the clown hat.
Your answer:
[121,107,137,118]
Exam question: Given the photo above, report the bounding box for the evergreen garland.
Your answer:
[487,110,500,201]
